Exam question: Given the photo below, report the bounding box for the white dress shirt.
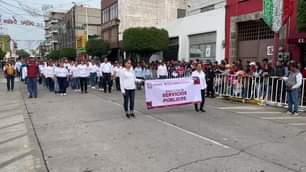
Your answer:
[101,62,113,73]
[45,66,55,78]
[78,64,90,78]
[71,66,79,78]
[157,64,168,78]
[55,67,69,77]
[120,68,136,93]
[89,64,98,74]
[192,70,207,90]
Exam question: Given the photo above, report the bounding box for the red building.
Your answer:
[225,0,306,68]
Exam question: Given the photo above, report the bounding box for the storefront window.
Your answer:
[189,32,216,61]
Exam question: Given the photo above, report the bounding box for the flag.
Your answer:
[272,0,283,32]
[283,0,294,25]
[263,0,273,27]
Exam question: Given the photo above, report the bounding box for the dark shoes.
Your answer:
[126,113,135,119]
[195,108,206,113]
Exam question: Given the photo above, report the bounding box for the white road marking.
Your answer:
[146,115,230,149]
[236,112,282,114]
[218,106,261,110]
[261,116,306,120]
[289,123,306,126]
[103,98,230,149]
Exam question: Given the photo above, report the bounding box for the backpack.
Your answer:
[6,64,15,76]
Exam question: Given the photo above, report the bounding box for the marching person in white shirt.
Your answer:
[120,59,136,119]
[45,62,55,92]
[55,62,69,96]
[192,63,207,112]
[89,61,98,89]
[112,61,121,91]
[101,58,113,93]
[78,61,90,94]
[157,61,168,79]
[70,62,80,92]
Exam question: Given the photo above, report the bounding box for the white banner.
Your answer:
[145,77,202,109]
[272,0,283,32]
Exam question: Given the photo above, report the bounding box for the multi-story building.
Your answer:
[58,5,101,53]
[225,0,306,67]
[44,12,65,52]
[0,34,11,55]
[163,0,226,62]
[101,0,186,60]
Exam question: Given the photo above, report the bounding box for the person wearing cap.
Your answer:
[282,61,303,116]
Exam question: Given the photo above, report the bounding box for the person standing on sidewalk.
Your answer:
[283,61,303,116]
[157,61,168,79]
[78,61,90,94]
[120,59,136,119]
[3,61,16,92]
[45,62,55,92]
[112,61,121,91]
[101,58,113,93]
[192,63,207,112]
[55,62,69,96]
[26,58,39,98]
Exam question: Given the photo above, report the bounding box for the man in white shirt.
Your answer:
[282,61,303,116]
[78,61,90,94]
[192,63,207,112]
[101,58,113,93]
[45,62,55,92]
[157,62,168,79]
[89,61,98,89]
[112,61,121,91]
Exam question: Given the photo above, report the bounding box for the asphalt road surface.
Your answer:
[21,85,306,172]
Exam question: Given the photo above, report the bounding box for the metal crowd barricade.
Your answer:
[215,74,306,111]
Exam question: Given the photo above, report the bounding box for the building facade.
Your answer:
[0,34,11,54]
[58,5,101,52]
[44,12,65,52]
[101,0,186,59]
[225,0,306,68]
[163,0,226,62]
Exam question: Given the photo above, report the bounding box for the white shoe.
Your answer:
[63,93,67,96]
[293,113,299,116]
[286,111,293,116]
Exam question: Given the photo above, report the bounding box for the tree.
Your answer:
[16,49,30,58]
[60,48,76,61]
[86,39,109,58]
[123,27,169,59]
[298,0,306,32]
[47,50,61,60]
[0,49,5,60]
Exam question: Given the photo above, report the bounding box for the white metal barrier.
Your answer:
[215,74,306,111]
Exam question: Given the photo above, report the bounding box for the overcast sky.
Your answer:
[0,0,100,51]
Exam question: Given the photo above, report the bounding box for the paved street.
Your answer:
[6,82,303,172]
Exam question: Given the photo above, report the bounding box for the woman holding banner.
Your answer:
[192,63,207,112]
[120,59,136,119]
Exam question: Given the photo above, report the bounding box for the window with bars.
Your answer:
[237,20,274,41]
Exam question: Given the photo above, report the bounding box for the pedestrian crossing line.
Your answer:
[261,116,306,120]
[236,112,282,114]
[289,123,306,126]
[218,106,261,110]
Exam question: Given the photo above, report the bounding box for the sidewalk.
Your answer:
[0,80,46,172]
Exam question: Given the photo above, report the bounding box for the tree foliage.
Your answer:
[47,50,61,60]
[60,48,76,60]
[123,27,169,56]
[16,49,30,58]
[0,49,5,60]
[298,0,306,32]
[86,39,110,57]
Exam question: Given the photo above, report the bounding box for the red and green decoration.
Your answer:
[263,0,294,32]
[297,0,306,32]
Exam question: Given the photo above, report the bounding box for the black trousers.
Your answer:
[115,77,120,91]
[6,76,15,91]
[57,77,67,94]
[47,78,54,92]
[207,80,215,97]
[103,73,112,93]
[80,77,88,93]
[123,89,135,113]
[195,89,205,110]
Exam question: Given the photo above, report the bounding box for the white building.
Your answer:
[162,0,226,62]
